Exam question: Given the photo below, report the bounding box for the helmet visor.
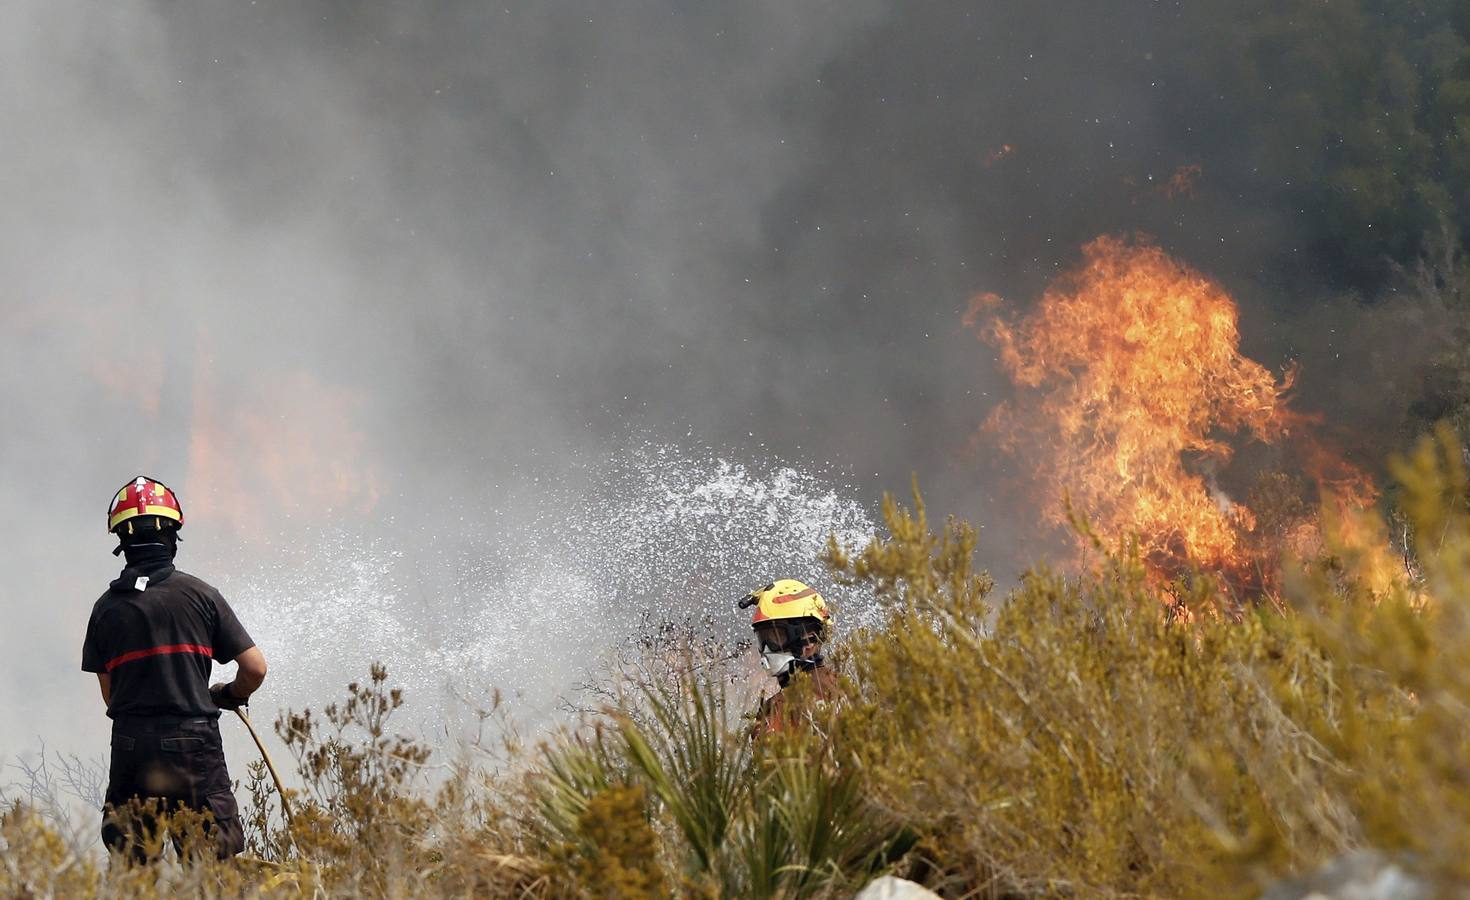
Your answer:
[753,619,823,655]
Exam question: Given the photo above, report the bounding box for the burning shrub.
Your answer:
[825,430,1470,895]
[973,235,1398,598]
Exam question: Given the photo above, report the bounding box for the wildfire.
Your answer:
[24,295,380,541]
[187,337,380,538]
[984,144,1016,168]
[972,235,1397,595]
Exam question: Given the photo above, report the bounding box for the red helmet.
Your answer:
[108,476,184,533]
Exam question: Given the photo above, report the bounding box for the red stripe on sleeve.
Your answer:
[104,644,214,673]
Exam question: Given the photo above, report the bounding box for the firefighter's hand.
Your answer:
[210,682,246,711]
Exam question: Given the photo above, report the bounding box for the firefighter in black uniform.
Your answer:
[82,476,268,862]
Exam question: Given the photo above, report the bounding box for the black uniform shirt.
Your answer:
[81,567,254,719]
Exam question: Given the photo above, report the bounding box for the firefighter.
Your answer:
[81,476,267,862]
[739,579,836,736]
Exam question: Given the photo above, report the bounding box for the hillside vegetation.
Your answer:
[5,428,1470,897]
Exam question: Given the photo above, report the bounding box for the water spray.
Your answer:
[226,441,882,740]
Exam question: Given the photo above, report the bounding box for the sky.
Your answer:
[0,1,1447,776]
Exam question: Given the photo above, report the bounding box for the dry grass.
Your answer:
[825,426,1470,897]
[6,429,1470,897]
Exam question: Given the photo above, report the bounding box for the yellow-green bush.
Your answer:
[6,429,1470,897]
[825,427,1470,896]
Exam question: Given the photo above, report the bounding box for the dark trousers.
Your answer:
[101,715,245,862]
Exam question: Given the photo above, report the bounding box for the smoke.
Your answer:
[0,1,1453,764]
[0,0,912,762]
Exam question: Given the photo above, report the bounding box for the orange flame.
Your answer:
[984,144,1016,168]
[186,332,380,539]
[20,297,380,540]
[974,235,1395,593]
[1162,164,1202,199]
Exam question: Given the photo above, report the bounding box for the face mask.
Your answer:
[760,648,798,678]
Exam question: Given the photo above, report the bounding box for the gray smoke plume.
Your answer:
[1,0,914,763]
[1,1,1449,765]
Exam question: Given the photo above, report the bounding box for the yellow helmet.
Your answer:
[739,579,831,679]
[743,579,831,629]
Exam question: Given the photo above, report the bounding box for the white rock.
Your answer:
[1261,851,1430,900]
[853,875,942,900]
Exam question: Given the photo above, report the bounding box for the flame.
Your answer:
[16,293,168,419]
[18,296,380,539]
[1297,441,1407,595]
[1122,164,1203,203]
[186,333,380,539]
[984,144,1016,168]
[1162,164,1202,199]
[974,235,1398,594]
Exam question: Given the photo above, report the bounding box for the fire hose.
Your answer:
[233,707,297,835]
